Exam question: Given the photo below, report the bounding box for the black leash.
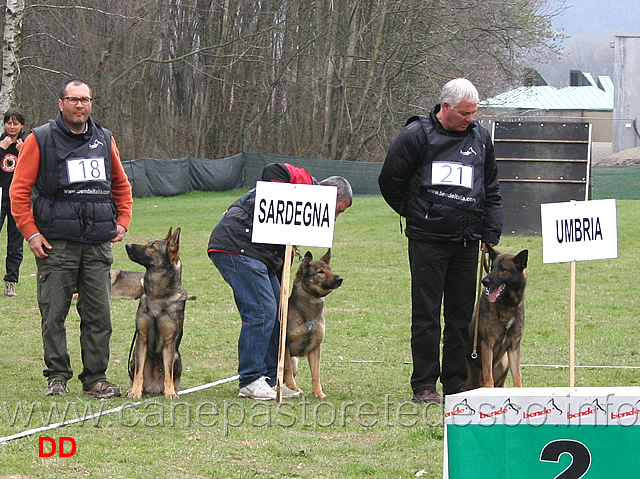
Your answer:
[127,330,138,378]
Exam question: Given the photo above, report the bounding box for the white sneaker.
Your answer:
[238,376,276,400]
[274,384,302,398]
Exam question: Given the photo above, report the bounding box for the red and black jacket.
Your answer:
[207,163,314,272]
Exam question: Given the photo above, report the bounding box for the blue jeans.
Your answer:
[210,252,280,388]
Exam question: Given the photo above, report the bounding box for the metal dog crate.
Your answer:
[492,121,592,236]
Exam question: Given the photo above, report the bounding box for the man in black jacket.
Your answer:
[378,78,502,403]
[208,163,352,400]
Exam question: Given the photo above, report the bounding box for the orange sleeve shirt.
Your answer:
[10,132,133,240]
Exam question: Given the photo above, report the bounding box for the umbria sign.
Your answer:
[540,199,617,264]
[541,198,618,387]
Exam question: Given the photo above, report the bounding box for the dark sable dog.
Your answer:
[125,228,195,399]
[467,246,528,389]
[284,250,343,398]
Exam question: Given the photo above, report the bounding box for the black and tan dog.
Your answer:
[467,246,528,389]
[283,250,343,398]
[125,228,195,399]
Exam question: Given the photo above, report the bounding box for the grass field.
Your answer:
[0,191,638,478]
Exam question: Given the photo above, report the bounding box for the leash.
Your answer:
[127,330,138,378]
[470,249,490,360]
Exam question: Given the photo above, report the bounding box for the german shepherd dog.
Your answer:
[125,228,195,399]
[110,269,145,299]
[467,246,528,388]
[283,250,343,398]
[73,268,144,300]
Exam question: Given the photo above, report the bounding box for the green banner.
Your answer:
[446,424,639,478]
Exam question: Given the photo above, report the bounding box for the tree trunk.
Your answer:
[0,0,26,113]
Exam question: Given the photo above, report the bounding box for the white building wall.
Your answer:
[613,35,640,152]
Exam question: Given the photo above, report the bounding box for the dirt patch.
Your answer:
[597,147,640,166]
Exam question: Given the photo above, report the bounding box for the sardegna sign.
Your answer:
[252,181,337,248]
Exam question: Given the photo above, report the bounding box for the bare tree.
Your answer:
[10,0,563,161]
[0,0,26,113]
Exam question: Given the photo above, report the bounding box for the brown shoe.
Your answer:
[45,379,68,396]
[412,389,443,404]
[83,380,121,399]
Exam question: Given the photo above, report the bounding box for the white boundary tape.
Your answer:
[350,360,640,369]
[521,364,640,370]
[0,374,239,445]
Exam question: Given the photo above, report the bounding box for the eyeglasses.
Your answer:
[63,97,92,105]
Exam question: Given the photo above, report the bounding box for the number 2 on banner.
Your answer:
[67,158,106,183]
[540,440,591,479]
[431,162,473,189]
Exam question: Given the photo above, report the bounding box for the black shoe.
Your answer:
[444,386,470,396]
[412,389,443,404]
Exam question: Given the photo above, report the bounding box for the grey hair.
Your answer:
[319,176,353,205]
[439,78,479,109]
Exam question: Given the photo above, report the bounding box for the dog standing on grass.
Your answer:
[125,227,195,399]
[283,250,343,398]
[467,246,528,389]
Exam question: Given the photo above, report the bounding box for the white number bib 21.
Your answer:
[67,158,107,183]
[431,162,473,189]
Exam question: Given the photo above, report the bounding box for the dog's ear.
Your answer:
[168,228,181,260]
[514,250,528,270]
[304,251,313,263]
[486,244,498,262]
[165,227,173,242]
[320,248,331,264]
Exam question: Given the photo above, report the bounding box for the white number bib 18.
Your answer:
[432,162,473,189]
[67,158,107,183]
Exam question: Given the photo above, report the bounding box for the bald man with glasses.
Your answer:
[10,79,133,398]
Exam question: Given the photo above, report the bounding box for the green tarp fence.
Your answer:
[122,152,384,198]
[122,152,640,200]
[122,153,245,198]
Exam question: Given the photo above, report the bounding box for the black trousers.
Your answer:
[0,199,24,283]
[408,238,479,395]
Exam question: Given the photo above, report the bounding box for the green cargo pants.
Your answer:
[36,239,113,388]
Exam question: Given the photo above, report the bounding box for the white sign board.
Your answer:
[252,181,337,248]
[540,199,617,264]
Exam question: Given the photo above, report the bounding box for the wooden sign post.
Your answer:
[252,181,337,401]
[540,198,618,386]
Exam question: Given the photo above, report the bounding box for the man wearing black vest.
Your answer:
[378,78,502,403]
[11,79,133,398]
